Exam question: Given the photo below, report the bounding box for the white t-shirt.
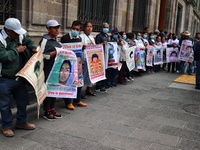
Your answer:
[167,39,179,45]
[80,33,96,46]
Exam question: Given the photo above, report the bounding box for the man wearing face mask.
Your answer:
[60,20,87,110]
[95,22,110,92]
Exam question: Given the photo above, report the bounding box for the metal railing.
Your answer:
[78,0,110,32]
[0,0,16,25]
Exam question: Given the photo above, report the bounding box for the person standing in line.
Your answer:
[61,20,87,110]
[194,32,200,90]
[80,21,96,96]
[38,20,62,121]
[0,18,36,137]
[95,22,110,92]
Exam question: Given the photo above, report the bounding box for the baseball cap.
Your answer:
[46,20,61,28]
[5,18,26,35]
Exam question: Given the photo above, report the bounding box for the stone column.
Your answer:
[125,0,134,32]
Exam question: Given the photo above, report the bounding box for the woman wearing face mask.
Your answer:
[80,21,96,97]
[118,31,130,84]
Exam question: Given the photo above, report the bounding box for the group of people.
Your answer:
[0,17,199,138]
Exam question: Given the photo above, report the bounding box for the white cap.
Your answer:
[5,18,26,35]
[46,20,61,28]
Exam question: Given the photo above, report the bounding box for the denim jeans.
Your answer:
[196,61,200,88]
[106,68,118,85]
[0,77,28,128]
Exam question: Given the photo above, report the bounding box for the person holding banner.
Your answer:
[95,22,110,92]
[80,21,96,96]
[0,18,37,137]
[39,20,62,121]
[60,20,87,110]
[179,31,193,74]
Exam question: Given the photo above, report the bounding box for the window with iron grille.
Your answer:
[0,0,16,25]
[132,0,147,33]
[78,0,110,32]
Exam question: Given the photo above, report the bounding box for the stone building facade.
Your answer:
[0,0,200,44]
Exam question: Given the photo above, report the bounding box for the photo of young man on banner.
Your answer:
[135,48,146,71]
[46,47,78,98]
[146,46,154,66]
[154,47,163,65]
[166,47,179,63]
[179,40,193,62]
[85,45,106,84]
[125,46,136,71]
[105,42,119,68]
[62,43,83,87]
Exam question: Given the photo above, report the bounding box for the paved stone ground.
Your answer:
[0,71,200,150]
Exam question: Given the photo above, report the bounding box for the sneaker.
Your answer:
[125,77,131,82]
[51,110,62,118]
[15,123,36,130]
[43,111,56,121]
[100,88,107,92]
[2,128,14,137]
[128,77,134,81]
[95,89,100,92]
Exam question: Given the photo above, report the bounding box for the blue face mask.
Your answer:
[71,30,79,37]
[123,35,127,40]
[150,36,154,39]
[113,34,118,39]
[137,36,141,40]
[103,28,109,34]
[143,35,147,39]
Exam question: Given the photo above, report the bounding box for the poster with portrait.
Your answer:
[166,47,179,63]
[153,47,163,65]
[179,40,193,62]
[85,44,106,84]
[46,48,78,98]
[16,46,47,118]
[62,43,83,87]
[105,42,119,69]
[146,46,154,66]
[161,46,167,63]
[125,46,136,71]
[135,48,146,71]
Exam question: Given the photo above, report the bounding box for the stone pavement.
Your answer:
[0,71,200,150]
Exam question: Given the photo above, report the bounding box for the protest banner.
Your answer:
[62,43,84,87]
[146,46,154,66]
[179,40,193,62]
[105,42,119,69]
[135,48,146,71]
[16,46,47,105]
[85,44,106,83]
[166,47,179,63]
[153,46,163,65]
[125,46,136,71]
[16,46,47,118]
[46,47,78,98]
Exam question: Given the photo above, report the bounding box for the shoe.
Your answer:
[76,101,87,107]
[2,128,14,137]
[188,73,192,75]
[128,77,134,81]
[95,89,100,92]
[66,103,75,110]
[51,109,62,118]
[100,88,107,92]
[43,111,56,121]
[15,123,36,130]
[111,82,117,86]
[86,91,96,96]
[125,77,131,82]
[195,87,200,90]
[105,86,110,89]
